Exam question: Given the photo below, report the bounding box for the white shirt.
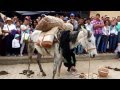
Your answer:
[85,23,93,32]
[12,39,20,48]
[20,25,30,30]
[20,24,30,34]
[20,24,30,44]
[3,24,17,31]
[102,26,110,35]
[110,26,118,35]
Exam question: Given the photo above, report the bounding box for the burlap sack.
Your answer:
[35,16,65,32]
[64,23,73,31]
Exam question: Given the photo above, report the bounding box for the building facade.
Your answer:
[90,11,120,19]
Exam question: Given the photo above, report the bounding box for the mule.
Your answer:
[27,27,97,79]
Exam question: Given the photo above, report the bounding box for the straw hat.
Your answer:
[6,17,12,21]
[6,17,12,23]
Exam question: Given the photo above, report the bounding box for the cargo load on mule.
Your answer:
[36,27,59,48]
[64,23,73,31]
[35,15,74,49]
[35,15,65,32]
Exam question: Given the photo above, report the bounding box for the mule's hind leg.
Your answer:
[36,53,46,76]
[53,57,58,79]
[27,42,35,76]
[52,43,62,79]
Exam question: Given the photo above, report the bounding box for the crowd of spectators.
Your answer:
[0,13,120,56]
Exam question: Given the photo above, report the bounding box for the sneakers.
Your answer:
[70,66,80,76]
[20,54,23,56]
[70,66,78,72]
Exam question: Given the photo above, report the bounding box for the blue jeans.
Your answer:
[77,44,84,54]
[118,32,120,43]
[101,35,109,53]
[74,44,84,54]
[95,34,102,51]
[109,34,118,52]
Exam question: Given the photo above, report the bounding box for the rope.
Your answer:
[88,57,91,79]
[85,34,91,79]
[82,26,91,79]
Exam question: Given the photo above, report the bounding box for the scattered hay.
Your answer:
[105,66,120,71]
[79,73,85,78]
[79,73,98,79]
[114,68,120,71]
[19,70,34,76]
[0,71,9,75]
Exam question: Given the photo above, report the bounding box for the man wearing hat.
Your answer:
[12,34,20,56]
[2,17,17,56]
[3,18,17,34]
[63,17,68,23]
[67,13,78,31]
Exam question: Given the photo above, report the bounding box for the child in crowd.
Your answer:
[12,34,20,56]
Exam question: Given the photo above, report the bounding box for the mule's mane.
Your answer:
[69,30,89,45]
[70,31,79,44]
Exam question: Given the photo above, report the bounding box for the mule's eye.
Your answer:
[88,40,91,42]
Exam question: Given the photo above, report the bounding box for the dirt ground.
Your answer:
[0,59,120,79]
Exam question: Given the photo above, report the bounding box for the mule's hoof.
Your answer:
[42,72,46,76]
[52,77,54,79]
[57,74,60,77]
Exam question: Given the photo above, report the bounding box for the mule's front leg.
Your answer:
[57,58,63,77]
[27,42,34,77]
[53,59,58,79]
[37,53,46,76]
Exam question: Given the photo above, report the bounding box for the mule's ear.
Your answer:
[87,30,92,38]
[81,26,86,32]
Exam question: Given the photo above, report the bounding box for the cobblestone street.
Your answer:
[0,59,120,79]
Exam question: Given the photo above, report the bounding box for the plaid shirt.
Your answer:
[91,19,103,35]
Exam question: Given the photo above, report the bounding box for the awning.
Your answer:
[15,11,55,15]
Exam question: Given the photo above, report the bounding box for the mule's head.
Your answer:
[77,30,97,58]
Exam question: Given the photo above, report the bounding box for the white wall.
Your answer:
[90,11,120,19]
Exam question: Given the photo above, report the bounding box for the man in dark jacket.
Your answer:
[60,30,77,73]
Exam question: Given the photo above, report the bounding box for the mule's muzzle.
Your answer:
[93,54,95,58]
[90,54,96,58]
